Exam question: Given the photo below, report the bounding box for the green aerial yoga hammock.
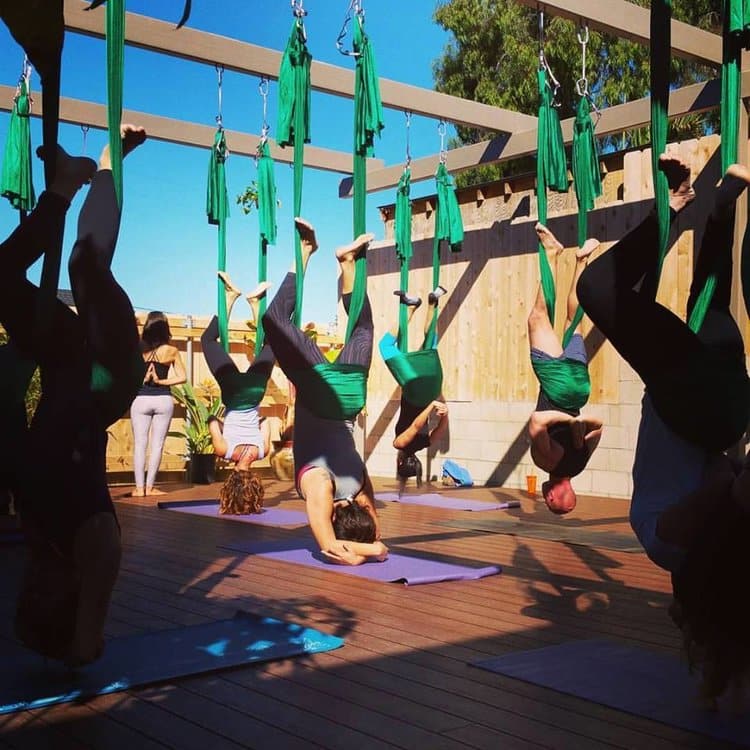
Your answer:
[1,75,35,213]
[395,167,413,351]
[568,94,602,346]
[384,348,443,408]
[277,16,311,329]
[207,127,230,351]
[218,370,270,413]
[345,12,384,343]
[536,66,568,327]
[291,362,368,421]
[423,161,463,347]
[105,0,124,208]
[254,139,277,353]
[531,357,591,413]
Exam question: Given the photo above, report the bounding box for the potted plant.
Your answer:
[169,380,224,484]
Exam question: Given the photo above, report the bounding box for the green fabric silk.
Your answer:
[1,78,35,212]
[728,0,750,35]
[277,18,311,328]
[255,139,277,353]
[425,163,464,345]
[536,67,568,325]
[290,362,368,421]
[566,95,602,347]
[384,348,443,407]
[106,0,124,208]
[532,357,591,413]
[395,167,413,351]
[219,370,270,412]
[649,1,672,301]
[207,127,230,351]
[346,15,384,343]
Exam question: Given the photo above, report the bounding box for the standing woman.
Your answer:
[130,311,186,496]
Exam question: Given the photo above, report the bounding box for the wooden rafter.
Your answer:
[0,85,381,173]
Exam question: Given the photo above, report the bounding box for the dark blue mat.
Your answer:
[475,639,750,746]
[0,611,343,714]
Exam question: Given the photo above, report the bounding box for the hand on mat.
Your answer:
[371,540,389,562]
[321,547,363,566]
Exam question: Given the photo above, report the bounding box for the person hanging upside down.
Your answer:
[202,273,274,515]
[379,287,449,491]
[262,218,387,565]
[527,224,602,514]
[0,126,147,666]
[578,154,750,708]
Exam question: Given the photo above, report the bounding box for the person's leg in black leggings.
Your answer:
[335,232,375,369]
[262,218,325,374]
[67,128,146,383]
[201,315,240,380]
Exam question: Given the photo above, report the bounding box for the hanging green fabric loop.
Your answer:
[219,370,270,412]
[207,127,230,351]
[277,17,311,328]
[649,1,672,298]
[425,162,463,346]
[384,348,443,407]
[346,15,384,343]
[536,66,568,324]
[531,357,591,413]
[255,139,277,353]
[290,362,368,421]
[395,167,413,351]
[1,78,36,212]
[106,0,125,208]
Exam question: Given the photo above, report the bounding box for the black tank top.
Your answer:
[137,350,171,396]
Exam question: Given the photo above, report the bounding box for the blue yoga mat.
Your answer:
[0,611,343,715]
[158,499,308,527]
[475,639,750,745]
[222,538,501,585]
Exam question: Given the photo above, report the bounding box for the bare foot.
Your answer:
[100,124,147,170]
[658,154,695,213]
[218,271,242,312]
[130,489,145,498]
[575,238,599,261]
[336,232,375,262]
[145,488,166,496]
[39,146,97,201]
[294,217,318,253]
[246,281,272,302]
[535,222,563,264]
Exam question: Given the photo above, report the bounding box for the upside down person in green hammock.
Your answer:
[202,273,273,515]
[262,218,388,566]
[528,223,602,515]
[379,287,449,491]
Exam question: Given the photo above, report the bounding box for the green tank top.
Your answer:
[384,348,443,407]
[290,362,368,421]
[532,357,591,412]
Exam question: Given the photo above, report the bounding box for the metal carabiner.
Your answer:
[438,119,448,165]
[404,110,412,168]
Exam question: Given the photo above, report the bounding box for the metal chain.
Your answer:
[404,111,412,167]
[576,21,590,98]
[438,120,447,165]
[215,64,224,129]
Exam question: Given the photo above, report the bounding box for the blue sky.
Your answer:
[0,1,453,327]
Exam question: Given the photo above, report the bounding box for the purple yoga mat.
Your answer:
[158,500,308,527]
[222,539,501,586]
[376,492,521,512]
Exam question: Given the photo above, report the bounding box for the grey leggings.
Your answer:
[130,394,173,490]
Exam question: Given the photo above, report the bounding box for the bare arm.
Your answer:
[529,410,573,472]
[394,400,445,450]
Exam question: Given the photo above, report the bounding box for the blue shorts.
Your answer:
[530,333,587,366]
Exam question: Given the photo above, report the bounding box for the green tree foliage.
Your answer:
[433,0,722,186]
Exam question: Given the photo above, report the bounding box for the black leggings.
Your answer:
[578,201,749,449]
[201,315,275,384]
[263,271,373,373]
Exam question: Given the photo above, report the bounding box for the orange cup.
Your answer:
[526,475,537,496]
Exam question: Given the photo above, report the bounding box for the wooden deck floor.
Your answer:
[0,479,737,750]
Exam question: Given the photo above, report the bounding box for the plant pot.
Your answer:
[189,453,216,484]
[269,440,295,481]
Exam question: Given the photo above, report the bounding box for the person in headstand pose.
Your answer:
[0,126,147,666]
[379,288,449,492]
[202,273,274,515]
[262,218,387,565]
[527,224,602,514]
[578,154,750,708]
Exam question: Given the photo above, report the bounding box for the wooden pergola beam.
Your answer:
[512,0,722,66]
[62,0,538,134]
[341,73,750,195]
[0,85,381,173]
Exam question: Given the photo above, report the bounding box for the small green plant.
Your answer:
[168,380,224,456]
[236,182,259,215]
